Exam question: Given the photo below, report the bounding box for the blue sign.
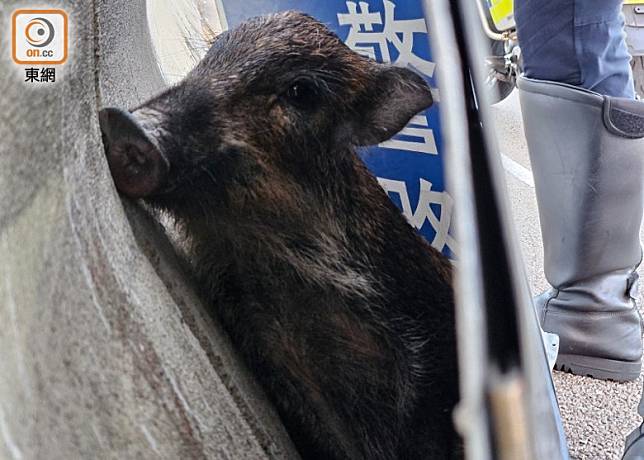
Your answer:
[220,0,455,258]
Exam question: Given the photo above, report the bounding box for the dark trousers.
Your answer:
[515,0,635,98]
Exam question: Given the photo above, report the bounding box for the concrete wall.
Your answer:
[0,1,298,458]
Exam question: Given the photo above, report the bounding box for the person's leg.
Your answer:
[516,0,635,98]
[515,2,644,456]
[515,0,644,381]
[573,0,635,98]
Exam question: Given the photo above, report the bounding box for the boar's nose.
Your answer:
[99,107,169,198]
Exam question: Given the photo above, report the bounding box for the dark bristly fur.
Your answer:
[99,11,460,459]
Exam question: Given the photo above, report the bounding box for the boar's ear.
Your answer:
[352,65,433,146]
[99,107,169,198]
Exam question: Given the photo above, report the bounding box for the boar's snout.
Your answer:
[99,107,169,198]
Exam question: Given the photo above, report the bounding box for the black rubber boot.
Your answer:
[518,76,644,382]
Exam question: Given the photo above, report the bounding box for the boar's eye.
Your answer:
[283,80,319,110]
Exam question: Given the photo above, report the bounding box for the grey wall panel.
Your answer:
[0,1,298,458]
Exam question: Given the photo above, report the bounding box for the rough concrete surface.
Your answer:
[493,90,644,460]
[0,1,298,459]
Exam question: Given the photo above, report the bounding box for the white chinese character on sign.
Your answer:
[377,177,457,254]
[338,0,435,76]
[379,114,438,154]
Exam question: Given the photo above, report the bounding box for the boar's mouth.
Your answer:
[100,106,245,206]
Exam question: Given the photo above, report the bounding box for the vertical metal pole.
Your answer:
[420,1,492,458]
[420,0,569,458]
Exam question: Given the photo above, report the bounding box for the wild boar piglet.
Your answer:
[100,11,460,460]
